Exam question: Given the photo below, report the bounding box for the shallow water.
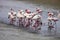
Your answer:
[0,0,60,37]
[0,23,60,40]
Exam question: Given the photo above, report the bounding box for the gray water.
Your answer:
[0,0,60,38]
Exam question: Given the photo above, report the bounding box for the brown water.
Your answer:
[19,0,60,9]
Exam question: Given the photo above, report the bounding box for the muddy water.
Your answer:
[19,0,60,9]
